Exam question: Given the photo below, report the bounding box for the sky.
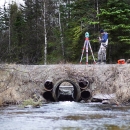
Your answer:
[0,0,24,7]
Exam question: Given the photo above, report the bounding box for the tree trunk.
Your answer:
[43,0,47,65]
[58,0,64,59]
[96,0,99,29]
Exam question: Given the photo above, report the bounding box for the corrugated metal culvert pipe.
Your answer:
[52,79,81,102]
[78,79,92,101]
[43,79,92,102]
[78,79,90,90]
[44,80,54,91]
[43,80,55,101]
[80,89,92,101]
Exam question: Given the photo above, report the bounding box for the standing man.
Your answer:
[97,29,108,64]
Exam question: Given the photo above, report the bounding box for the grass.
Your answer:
[22,98,42,107]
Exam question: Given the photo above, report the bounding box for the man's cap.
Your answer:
[100,29,104,33]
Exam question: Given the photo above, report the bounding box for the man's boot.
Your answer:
[101,60,106,64]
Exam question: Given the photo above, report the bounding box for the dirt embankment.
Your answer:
[0,64,130,106]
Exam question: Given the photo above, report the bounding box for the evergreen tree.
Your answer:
[0,0,130,64]
[62,0,98,63]
[98,0,130,62]
[9,3,26,63]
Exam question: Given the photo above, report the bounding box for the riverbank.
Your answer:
[0,64,130,106]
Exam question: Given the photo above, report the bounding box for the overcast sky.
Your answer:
[0,0,24,7]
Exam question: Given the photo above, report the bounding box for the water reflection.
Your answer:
[0,102,130,130]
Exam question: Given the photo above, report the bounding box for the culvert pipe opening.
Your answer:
[44,80,54,91]
[81,90,92,101]
[43,91,54,101]
[52,79,81,102]
[78,80,89,90]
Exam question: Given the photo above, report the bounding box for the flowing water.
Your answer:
[0,102,130,130]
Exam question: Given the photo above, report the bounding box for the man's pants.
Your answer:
[98,48,106,62]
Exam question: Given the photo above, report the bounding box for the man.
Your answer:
[97,29,108,64]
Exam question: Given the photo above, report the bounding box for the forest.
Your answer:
[0,0,130,65]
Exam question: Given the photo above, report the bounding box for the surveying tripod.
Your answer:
[80,32,96,64]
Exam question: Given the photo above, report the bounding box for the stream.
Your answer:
[0,102,130,130]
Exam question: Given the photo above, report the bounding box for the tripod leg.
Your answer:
[100,48,103,63]
[86,40,88,64]
[88,41,96,63]
[80,41,86,63]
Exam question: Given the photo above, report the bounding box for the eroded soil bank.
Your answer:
[0,64,130,106]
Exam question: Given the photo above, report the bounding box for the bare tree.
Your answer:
[58,0,64,58]
[42,0,47,65]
